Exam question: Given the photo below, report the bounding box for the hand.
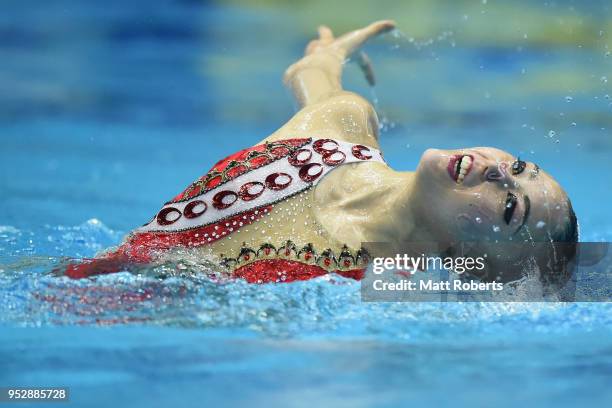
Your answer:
[305,20,396,59]
[283,20,397,104]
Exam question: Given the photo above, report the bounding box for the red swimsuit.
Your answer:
[64,138,385,283]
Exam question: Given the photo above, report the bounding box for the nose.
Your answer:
[483,161,514,185]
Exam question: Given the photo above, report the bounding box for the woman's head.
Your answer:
[411,147,578,285]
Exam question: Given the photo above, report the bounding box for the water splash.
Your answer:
[388,28,456,52]
[1,221,611,341]
[366,28,457,134]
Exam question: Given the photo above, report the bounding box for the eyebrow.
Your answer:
[514,195,531,235]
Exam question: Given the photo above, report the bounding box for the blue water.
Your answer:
[1,1,611,407]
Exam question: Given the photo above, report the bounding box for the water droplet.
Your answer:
[536,221,546,229]
[555,139,560,144]
[492,225,500,232]
[601,76,608,83]
[571,122,577,127]
[548,130,556,138]
[475,217,482,223]
[565,96,573,102]
[576,143,581,148]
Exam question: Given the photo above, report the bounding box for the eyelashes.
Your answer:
[511,158,527,175]
[502,157,527,224]
[511,159,527,175]
[504,192,518,224]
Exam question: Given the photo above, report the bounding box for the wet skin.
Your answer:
[414,147,571,245]
[157,21,575,284]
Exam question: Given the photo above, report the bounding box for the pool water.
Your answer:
[1,1,611,407]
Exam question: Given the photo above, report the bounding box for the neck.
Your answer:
[313,164,436,253]
[364,169,434,248]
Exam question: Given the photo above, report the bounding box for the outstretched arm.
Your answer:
[283,20,395,108]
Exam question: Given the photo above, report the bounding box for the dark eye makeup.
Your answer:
[504,192,518,224]
[511,158,527,175]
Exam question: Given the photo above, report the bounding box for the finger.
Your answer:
[305,25,335,55]
[335,20,396,56]
[339,20,396,51]
[364,19,396,35]
[318,25,334,42]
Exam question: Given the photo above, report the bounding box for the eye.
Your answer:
[504,192,518,224]
[511,158,527,175]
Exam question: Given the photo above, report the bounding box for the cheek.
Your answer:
[452,194,500,239]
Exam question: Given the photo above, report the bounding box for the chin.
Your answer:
[417,148,454,184]
[418,148,445,171]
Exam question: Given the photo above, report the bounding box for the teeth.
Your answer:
[460,156,472,173]
[456,156,472,184]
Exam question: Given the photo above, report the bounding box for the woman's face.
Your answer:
[412,147,572,245]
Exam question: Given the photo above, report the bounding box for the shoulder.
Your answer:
[310,92,379,135]
[261,91,380,147]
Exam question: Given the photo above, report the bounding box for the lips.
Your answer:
[447,154,474,184]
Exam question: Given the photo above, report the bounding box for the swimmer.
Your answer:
[65,21,578,287]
